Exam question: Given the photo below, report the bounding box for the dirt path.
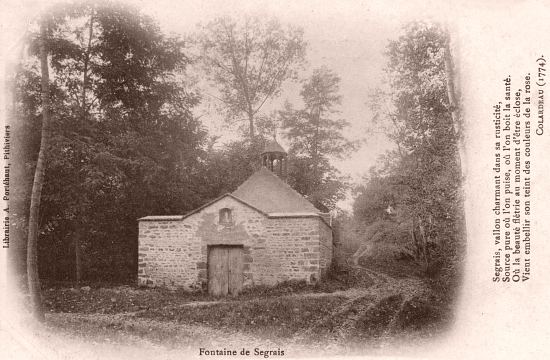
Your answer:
[287,258,429,347]
[165,288,362,309]
[294,278,425,336]
[36,260,432,359]
[39,275,427,358]
[42,312,343,359]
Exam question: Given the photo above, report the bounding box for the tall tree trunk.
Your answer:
[443,31,466,178]
[6,43,21,273]
[73,10,94,286]
[444,28,468,256]
[27,17,51,322]
[311,107,321,191]
[248,112,255,140]
[411,216,428,271]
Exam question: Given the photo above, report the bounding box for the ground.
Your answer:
[9,260,453,359]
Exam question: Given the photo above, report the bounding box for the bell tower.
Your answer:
[261,139,287,179]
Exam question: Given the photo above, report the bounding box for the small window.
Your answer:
[219,208,233,224]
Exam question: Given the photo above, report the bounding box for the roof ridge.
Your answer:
[232,167,319,214]
[257,167,317,207]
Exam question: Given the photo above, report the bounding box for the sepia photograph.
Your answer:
[1,0,549,359]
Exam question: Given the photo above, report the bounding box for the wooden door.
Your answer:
[227,247,243,295]
[208,246,243,296]
[208,246,228,296]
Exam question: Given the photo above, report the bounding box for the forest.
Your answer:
[7,0,465,344]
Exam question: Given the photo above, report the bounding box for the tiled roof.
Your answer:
[139,169,330,226]
[232,167,319,214]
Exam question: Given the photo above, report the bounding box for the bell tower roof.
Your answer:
[261,139,287,155]
[261,139,287,179]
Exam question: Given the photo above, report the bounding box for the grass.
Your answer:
[42,279,352,340]
[43,284,349,348]
[42,262,370,315]
[44,290,448,354]
[41,268,369,344]
[358,255,424,278]
[138,295,347,339]
[41,261,451,353]
[356,294,404,337]
[43,285,211,314]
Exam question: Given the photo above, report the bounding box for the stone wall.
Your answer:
[138,195,333,289]
[138,219,200,288]
[319,220,333,277]
[255,216,321,284]
[184,196,263,289]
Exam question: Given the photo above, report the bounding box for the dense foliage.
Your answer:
[11,2,208,283]
[353,22,464,298]
[10,3,354,285]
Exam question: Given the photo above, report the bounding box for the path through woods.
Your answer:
[14,262,441,360]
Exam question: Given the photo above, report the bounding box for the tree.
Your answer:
[353,166,404,224]
[279,67,356,209]
[198,137,266,198]
[13,1,207,284]
[196,16,306,139]
[52,3,95,284]
[355,22,464,297]
[43,1,198,283]
[26,16,51,322]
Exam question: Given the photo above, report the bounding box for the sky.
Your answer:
[135,0,451,183]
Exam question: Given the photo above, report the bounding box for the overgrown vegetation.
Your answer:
[140,296,346,339]
[42,265,371,315]
[352,22,465,302]
[42,276,449,348]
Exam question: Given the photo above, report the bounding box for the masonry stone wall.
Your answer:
[138,219,200,288]
[319,220,333,277]
[138,195,332,290]
[255,216,322,284]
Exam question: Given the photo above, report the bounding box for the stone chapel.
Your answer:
[137,140,333,296]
